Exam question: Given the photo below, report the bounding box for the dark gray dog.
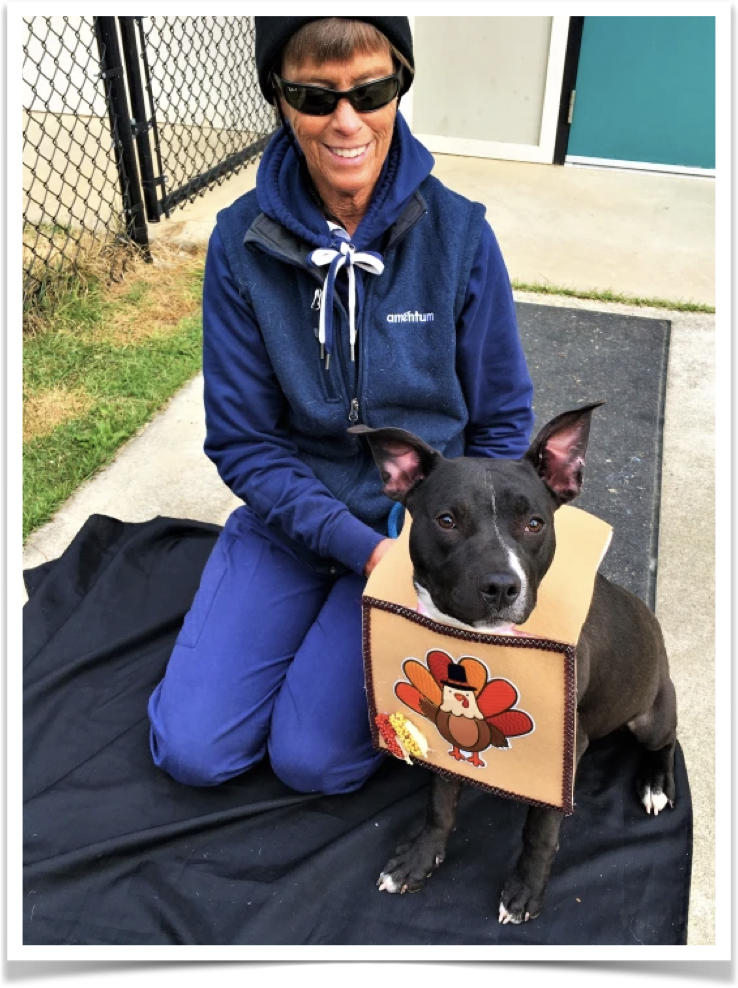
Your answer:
[350,403,677,924]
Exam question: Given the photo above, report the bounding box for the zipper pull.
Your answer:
[348,399,360,423]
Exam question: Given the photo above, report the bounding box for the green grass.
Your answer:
[23,313,203,540]
[23,246,205,541]
[511,280,715,314]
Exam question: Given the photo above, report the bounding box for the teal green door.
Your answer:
[567,16,715,169]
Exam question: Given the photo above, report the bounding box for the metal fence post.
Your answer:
[118,17,162,224]
[93,16,150,253]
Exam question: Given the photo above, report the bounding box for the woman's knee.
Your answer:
[149,724,266,787]
[267,728,382,795]
[147,685,265,787]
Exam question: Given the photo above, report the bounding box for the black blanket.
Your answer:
[24,515,692,946]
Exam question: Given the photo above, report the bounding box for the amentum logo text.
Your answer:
[386,310,435,324]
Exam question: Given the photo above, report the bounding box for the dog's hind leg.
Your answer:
[628,673,677,815]
[377,773,462,894]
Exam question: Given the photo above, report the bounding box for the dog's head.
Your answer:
[351,402,603,632]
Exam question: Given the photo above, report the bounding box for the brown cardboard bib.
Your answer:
[362,505,613,815]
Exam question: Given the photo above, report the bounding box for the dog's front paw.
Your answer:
[377,832,447,894]
[499,875,544,924]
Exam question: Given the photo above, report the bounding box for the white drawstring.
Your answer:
[308,228,384,367]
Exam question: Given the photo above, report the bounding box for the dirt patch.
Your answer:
[98,241,206,345]
[24,228,206,343]
[24,386,94,443]
[23,224,138,336]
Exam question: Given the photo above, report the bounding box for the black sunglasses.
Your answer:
[272,69,402,116]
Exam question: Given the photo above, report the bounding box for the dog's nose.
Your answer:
[478,572,521,606]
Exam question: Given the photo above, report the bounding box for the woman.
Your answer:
[148,16,534,795]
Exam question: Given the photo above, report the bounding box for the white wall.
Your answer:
[412,16,553,146]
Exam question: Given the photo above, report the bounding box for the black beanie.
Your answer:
[254,16,414,103]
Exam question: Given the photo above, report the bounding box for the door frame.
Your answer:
[402,15,570,164]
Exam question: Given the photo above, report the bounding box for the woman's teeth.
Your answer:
[330,145,367,158]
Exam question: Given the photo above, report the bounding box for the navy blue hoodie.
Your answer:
[203,113,534,577]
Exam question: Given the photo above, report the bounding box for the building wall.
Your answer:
[412,16,553,147]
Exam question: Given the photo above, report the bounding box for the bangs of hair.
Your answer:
[282,18,397,72]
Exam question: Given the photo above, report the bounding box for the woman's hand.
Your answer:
[363,538,395,577]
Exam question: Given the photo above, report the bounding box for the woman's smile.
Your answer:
[279,50,397,231]
[327,143,370,161]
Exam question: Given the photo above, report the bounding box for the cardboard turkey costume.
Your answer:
[362,505,613,815]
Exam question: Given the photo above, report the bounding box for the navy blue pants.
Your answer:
[148,505,384,794]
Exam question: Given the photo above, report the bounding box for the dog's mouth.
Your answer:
[415,582,535,634]
[473,606,534,634]
[477,596,535,631]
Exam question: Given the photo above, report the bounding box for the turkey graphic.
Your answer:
[395,648,534,768]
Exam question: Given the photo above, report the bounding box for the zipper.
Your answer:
[329,291,354,414]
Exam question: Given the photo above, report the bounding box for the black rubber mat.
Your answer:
[516,301,671,609]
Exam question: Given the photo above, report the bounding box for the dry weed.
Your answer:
[23,386,93,443]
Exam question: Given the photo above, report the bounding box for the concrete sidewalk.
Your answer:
[22,154,716,945]
[150,153,715,307]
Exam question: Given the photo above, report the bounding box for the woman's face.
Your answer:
[280,48,397,207]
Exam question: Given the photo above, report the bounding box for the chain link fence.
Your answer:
[22,15,277,318]
[23,16,127,312]
[139,17,276,217]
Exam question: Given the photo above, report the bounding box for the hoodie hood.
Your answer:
[255,110,434,252]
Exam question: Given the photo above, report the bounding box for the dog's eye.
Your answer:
[525,517,544,534]
[436,513,455,530]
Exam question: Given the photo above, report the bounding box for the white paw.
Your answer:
[377,872,401,893]
[642,786,671,815]
[498,901,529,925]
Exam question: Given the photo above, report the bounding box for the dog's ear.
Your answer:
[524,401,605,504]
[349,425,440,502]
